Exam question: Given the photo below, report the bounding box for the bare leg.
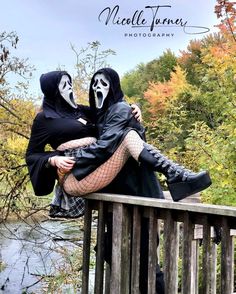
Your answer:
[63,130,144,196]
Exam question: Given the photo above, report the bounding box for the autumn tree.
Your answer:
[121,50,177,105]
[215,0,236,42]
[141,1,236,205]
[71,41,116,104]
[0,36,118,219]
[0,32,39,219]
[183,1,236,205]
[143,65,199,153]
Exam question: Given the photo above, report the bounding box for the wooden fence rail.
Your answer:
[81,192,236,294]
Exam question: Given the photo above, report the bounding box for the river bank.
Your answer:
[0,217,96,294]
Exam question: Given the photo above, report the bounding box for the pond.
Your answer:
[0,218,95,294]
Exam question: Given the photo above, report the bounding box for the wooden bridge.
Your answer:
[81,192,236,294]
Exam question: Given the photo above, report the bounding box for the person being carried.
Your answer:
[58,67,212,202]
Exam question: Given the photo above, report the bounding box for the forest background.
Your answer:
[0,0,235,221]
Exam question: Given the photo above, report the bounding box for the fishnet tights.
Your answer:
[57,137,97,151]
[61,130,144,196]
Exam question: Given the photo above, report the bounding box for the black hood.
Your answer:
[40,70,78,118]
[89,68,124,120]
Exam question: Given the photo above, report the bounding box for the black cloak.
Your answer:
[26,71,96,196]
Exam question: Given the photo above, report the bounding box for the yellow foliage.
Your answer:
[6,136,28,155]
[144,65,189,115]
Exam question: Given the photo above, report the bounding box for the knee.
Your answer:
[124,130,139,142]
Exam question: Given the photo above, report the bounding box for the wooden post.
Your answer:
[164,210,179,294]
[221,218,234,294]
[110,203,123,294]
[182,212,193,294]
[191,240,199,294]
[147,208,157,294]
[210,243,217,294]
[95,201,105,294]
[104,263,111,294]
[202,218,211,293]
[122,204,131,294]
[110,203,131,294]
[82,200,92,294]
[131,206,141,294]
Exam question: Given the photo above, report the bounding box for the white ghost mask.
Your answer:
[92,73,110,109]
[58,75,77,109]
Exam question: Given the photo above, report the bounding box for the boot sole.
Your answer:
[168,171,212,202]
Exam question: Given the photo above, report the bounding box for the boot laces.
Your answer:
[143,142,192,180]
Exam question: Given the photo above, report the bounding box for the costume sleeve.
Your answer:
[25,114,59,196]
[72,102,135,181]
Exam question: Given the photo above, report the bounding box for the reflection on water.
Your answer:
[0,220,84,294]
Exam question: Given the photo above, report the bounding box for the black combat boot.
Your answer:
[138,143,212,201]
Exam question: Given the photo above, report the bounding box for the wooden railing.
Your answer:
[81,192,236,294]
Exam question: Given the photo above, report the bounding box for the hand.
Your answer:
[131,104,142,122]
[50,156,75,173]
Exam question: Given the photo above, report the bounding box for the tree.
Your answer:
[143,65,196,153]
[140,4,236,205]
[71,41,116,104]
[178,39,203,86]
[0,36,118,219]
[215,0,236,42]
[121,50,177,105]
[0,32,40,219]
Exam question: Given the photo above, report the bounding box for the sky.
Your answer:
[1,0,219,96]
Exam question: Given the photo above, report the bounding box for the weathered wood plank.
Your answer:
[95,201,105,294]
[84,193,236,218]
[163,211,179,294]
[182,212,193,294]
[121,204,131,294]
[210,243,217,294]
[104,263,111,294]
[191,240,199,294]
[202,219,211,293]
[110,203,123,294]
[221,218,234,294]
[164,191,200,203]
[82,200,92,294]
[110,203,131,294]
[131,206,141,294]
[148,208,157,294]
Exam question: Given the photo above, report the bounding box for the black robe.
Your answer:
[26,70,96,196]
[25,107,96,196]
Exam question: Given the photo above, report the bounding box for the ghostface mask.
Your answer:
[92,73,110,109]
[58,75,77,108]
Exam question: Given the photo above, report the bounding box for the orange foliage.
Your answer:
[215,0,236,43]
[202,2,236,76]
[144,66,189,116]
[144,81,172,115]
[178,40,201,66]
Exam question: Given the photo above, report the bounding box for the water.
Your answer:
[0,219,85,294]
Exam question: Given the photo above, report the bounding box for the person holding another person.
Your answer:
[26,69,166,293]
